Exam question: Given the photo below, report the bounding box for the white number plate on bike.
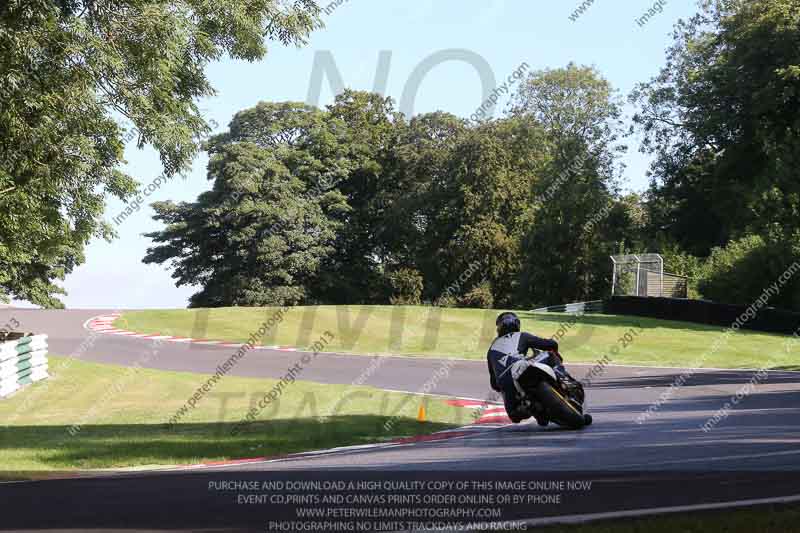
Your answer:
[510,360,531,381]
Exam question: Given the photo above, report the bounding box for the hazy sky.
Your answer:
[36,0,700,309]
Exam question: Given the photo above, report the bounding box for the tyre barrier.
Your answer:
[0,334,49,398]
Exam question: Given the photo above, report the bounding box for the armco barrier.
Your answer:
[605,296,800,335]
[0,334,49,398]
[532,300,605,314]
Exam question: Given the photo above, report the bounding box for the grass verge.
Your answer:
[537,504,800,532]
[115,306,800,369]
[0,356,465,471]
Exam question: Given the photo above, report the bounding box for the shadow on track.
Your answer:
[0,415,454,470]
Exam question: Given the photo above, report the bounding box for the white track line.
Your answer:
[615,448,800,469]
[83,314,302,351]
[515,493,800,528]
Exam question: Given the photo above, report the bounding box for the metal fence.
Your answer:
[611,254,688,298]
[532,300,605,314]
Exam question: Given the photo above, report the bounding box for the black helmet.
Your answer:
[496,312,520,336]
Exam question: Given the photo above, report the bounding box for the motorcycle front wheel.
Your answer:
[534,381,586,429]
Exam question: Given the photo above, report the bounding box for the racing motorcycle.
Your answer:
[510,349,592,429]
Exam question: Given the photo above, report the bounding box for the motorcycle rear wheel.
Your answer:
[535,381,586,429]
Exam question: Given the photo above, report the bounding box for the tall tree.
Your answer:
[435,118,550,306]
[381,111,470,300]
[380,113,551,306]
[631,0,800,256]
[509,64,626,305]
[143,102,346,307]
[0,0,321,306]
[314,90,405,304]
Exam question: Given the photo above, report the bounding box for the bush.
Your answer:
[660,243,704,299]
[387,268,423,305]
[698,234,800,311]
[434,294,458,308]
[458,280,495,309]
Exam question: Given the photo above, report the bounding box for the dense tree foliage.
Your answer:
[144,102,349,307]
[146,66,632,308]
[632,0,800,309]
[149,1,800,311]
[0,0,321,307]
[10,0,798,311]
[510,64,628,304]
[632,0,800,253]
[699,234,800,311]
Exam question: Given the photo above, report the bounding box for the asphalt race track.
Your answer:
[2,308,800,532]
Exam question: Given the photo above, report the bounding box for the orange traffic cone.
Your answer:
[417,404,426,422]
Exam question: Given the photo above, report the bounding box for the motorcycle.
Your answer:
[509,349,592,429]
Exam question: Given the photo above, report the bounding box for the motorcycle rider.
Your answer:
[487,311,572,425]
